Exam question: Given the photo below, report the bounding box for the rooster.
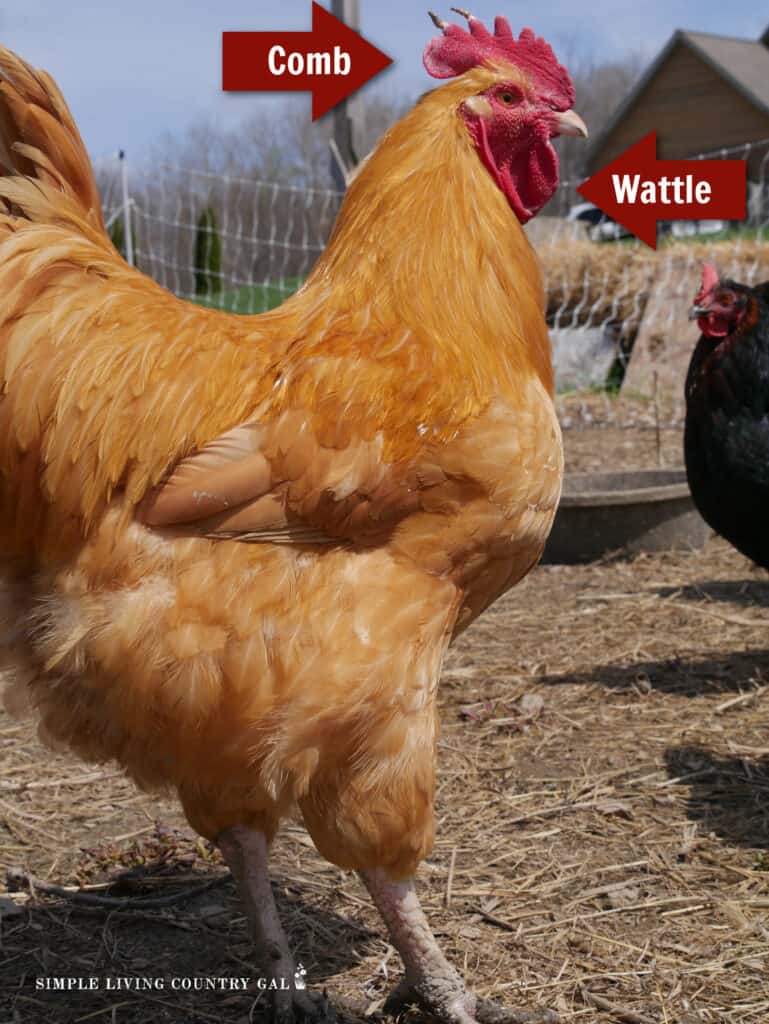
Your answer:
[685,263,769,568]
[0,10,585,1024]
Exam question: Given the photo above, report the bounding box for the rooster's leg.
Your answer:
[360,868,557,1024]
[218,824,334,1024]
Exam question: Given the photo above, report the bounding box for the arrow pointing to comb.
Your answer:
[222,2,393,121]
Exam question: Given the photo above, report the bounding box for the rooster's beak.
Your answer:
[554,110,588,138]
[688,305,708,320]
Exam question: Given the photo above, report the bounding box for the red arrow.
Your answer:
[577,132,746,249]
[223,2,393,121]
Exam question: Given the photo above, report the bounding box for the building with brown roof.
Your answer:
[587,26,769,179]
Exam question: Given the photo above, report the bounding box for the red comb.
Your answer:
[424,10,575,109]
[700,262,719,294]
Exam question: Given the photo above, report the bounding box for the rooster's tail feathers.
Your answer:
[0,47,110,248]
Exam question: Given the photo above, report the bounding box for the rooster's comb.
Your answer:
[424,9,575,109]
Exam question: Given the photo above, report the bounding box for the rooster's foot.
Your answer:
[382,974,476,1024]
[383,978,557,1024]
[270,986,336,1024]
[360,869,557,1024]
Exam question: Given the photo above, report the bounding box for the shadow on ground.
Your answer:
[1,862,378,1024]
[664,744,769,852]
[654,578,769,608]
[536,648,769,697]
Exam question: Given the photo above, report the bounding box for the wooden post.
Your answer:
[653,370,662,467]
[330,0,361,189]
[118,150,134,267]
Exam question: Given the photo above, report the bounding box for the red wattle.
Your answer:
[473,116,558,223]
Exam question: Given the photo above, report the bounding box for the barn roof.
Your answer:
[684,30,769,118]
[587,27,769,166]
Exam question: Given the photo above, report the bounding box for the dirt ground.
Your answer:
[2,411,768,1024]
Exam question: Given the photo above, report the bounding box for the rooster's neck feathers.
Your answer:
[300,67,553,398]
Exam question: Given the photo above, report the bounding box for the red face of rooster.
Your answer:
[460,79,587,224]
[689,263,751,339]
[424,11,587,223]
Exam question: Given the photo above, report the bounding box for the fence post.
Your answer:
[330,0,361,189]
[119,149,134,267]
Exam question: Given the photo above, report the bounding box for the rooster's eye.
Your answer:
[499,92,516,105]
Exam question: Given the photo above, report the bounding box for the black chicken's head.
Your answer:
[688,262,761,340]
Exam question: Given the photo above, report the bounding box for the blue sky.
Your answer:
[0,1,765,159]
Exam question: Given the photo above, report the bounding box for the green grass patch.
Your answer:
[194,278,304,315]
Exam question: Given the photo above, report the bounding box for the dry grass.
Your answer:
[2,423,769,1024]
[538,236,769,337]
[556,390,685,473]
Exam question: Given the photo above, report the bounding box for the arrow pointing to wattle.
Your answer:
[223,2,393,121]
[577,132,746,249]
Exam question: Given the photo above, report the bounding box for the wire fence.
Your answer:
[93,136,769,439]
[93,155,343,315]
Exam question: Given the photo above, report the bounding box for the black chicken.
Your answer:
[684,262,769,566]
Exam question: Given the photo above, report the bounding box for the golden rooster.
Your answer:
[0,9,586,1024]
